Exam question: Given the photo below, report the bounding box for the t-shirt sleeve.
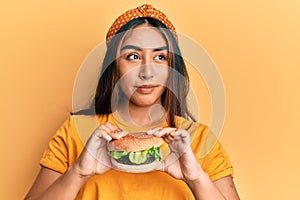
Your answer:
[40,118,71,174]
[193,126,234,181]
[200,140,234,181]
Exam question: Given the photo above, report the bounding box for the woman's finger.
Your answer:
[170,129,190,142]
[162,136,170,144]
[98,123,126,139]
[105,122,121,132]
[94,127,112,141]
[110,129,127,139]
[147,127,162,135]
[97,125,112,134]
[162,134,175,143]
[153,127,177,137]
[170,129,188,137]
[104,123,127,139]
[101,131,113,141]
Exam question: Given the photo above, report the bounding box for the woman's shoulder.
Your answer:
[67,113,113,143]
[174,115,209,133]
[69,113,113,124]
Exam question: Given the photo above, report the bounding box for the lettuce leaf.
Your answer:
[108,146,161,161]
[108,151,129,159]
[147,146,161,161]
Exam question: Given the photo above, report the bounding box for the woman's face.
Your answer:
[117,23,169,108]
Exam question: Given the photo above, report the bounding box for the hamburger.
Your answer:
[107,132,164,173]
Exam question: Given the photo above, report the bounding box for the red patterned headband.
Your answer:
[106,4,177,46]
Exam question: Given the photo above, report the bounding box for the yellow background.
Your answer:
[1,0,299,199]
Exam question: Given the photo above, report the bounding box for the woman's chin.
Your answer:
[131,100,159,108]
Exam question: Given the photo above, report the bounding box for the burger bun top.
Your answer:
[107,132,164,152]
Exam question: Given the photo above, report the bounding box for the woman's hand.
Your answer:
[73,122,127,177]
[148,128,205,183]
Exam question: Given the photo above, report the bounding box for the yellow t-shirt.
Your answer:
[40,114,233,199]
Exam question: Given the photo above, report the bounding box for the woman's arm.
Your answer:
[180,148,239,200]
[214,176,240,200]
[24,166,89,200]
[25,122,127,200]
[187,174,240,200]
[150,128,240,200]
[180,148,240,200]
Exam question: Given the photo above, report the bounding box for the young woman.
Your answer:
[25,4,240,200]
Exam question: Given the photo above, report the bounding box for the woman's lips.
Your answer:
[135,85,158,94]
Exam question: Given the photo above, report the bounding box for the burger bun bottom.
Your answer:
[111,158,161,173]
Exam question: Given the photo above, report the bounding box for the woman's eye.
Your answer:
[127,54,140,60]
[154,54,167,60]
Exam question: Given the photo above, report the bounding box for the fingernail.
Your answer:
[114,135,120,139]
[147,129,155,135]
[148,128,162,135]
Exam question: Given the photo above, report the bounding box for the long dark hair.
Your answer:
[75,17,195,127]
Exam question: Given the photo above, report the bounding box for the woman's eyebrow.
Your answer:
[120,45,168,52]
[153,46,168,51]
[121,45,141,51]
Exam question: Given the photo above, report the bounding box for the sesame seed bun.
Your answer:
[107,132,164,152]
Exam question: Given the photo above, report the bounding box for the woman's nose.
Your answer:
[139,53,154,80]
[138,64,154,80]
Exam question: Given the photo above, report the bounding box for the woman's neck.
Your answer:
[117,102,166,127]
